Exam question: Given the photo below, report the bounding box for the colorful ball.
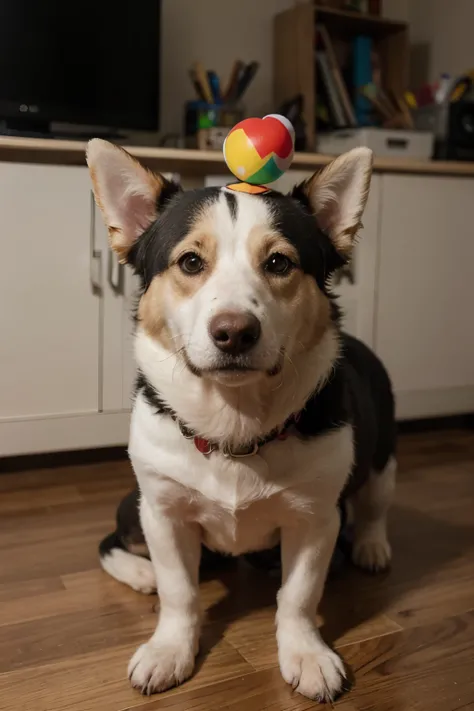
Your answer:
[223,114,295,185]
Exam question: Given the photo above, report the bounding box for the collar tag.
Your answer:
[194,436,215,456]
[223,441,259,458]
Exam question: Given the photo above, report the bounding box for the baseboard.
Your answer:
[0,445,128,474]
[0,411,130,458]
[395,386,474,420]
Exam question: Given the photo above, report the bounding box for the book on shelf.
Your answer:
[316,24,357,127]
[353,35,373,126]
[316,51,346,128]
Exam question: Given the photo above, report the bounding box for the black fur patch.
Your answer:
[156,178,182,211]
[98,531,126,558]
[224,191,238,221]
[295,333,396,500]
[128,187,222,290]
[135,371,168,413]
[295,360,350,439]
[262,189,346,293]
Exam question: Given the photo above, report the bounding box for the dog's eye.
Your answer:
[178,252,204,275]
[264,253,293,276]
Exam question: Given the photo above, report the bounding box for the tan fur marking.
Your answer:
[108,227,130,264]
[337,222,364,251]
[168,230,217,300]
[295,275,331,351]
[248,227,331,353]
[138,276,174,350]
[127,542,149,557]
[248,227,300,273]
[138,215,217,348]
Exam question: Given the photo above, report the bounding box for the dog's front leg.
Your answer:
[276,508,345,702]
[128,496,201,695]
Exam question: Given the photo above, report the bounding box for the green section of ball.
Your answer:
[247,156,283,185]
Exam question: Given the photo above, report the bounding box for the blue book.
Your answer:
[353,35,373,126]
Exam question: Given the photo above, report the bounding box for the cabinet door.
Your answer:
[376,175,474,418]
[96,201,138,413]
[122,270,140,410]
[0,164,100,419]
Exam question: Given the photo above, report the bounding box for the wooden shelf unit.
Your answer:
[273,2,409,149]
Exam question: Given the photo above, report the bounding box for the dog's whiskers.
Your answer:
[154,345,186,364]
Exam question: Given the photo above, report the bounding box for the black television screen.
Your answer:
[0,1,160,133]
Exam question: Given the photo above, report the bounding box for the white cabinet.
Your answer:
[0,164,100,420]
[375,175,474,419]
[0,163,130,457]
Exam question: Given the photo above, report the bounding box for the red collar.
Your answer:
[178,413,301,458]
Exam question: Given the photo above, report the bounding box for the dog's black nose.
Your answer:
[209,311,261,356]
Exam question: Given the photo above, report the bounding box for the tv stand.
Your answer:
[0,118,125,142]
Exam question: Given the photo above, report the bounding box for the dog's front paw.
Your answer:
[128,640,195,695]
[352,532,391,572]
[279,634,346,702]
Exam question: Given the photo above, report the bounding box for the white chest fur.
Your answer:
[129,394,353,556]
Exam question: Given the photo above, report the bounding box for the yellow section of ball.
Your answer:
[223,128,266,182]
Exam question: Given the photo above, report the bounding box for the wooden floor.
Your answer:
[1,428,473,711]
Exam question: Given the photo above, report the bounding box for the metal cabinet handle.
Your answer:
[90,192,102,292]
[107,250,125,294]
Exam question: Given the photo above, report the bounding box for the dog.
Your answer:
[87,140,396,702]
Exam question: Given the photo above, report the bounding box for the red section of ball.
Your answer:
[228,116,293,160]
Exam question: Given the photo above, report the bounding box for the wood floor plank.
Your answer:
[0,575,64,603]
[0,459,130,492]
[0,530,103,584]
[342,612,474,711]
[397,428,474,469]
[0,637,252,711]
[0,570,150,627]
[0,484,83,514]
[222,606,402,671]
[121,668,358,711]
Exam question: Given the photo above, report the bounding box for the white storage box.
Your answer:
[317,128,434,160]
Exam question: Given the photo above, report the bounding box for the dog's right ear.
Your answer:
[292,147,373,259]
[86,139,181,263]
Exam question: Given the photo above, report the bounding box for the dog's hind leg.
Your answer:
[351,456,396,572]
[99,532,156,594]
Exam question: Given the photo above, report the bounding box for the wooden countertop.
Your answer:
[1,135,474,177]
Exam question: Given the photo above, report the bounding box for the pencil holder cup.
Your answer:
[184,101,244,148]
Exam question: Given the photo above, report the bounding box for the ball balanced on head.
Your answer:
[223,114,295,186]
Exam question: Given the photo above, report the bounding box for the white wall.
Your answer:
[382,0,410,22]
[408,0,474,83]
[160,0,293,135]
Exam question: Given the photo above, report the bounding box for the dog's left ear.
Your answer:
[87,139,181,263]
[293,147,373,257]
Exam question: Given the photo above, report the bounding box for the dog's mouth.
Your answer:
[182,349,284,380]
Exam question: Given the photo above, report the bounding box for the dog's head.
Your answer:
[87,140,372,387]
